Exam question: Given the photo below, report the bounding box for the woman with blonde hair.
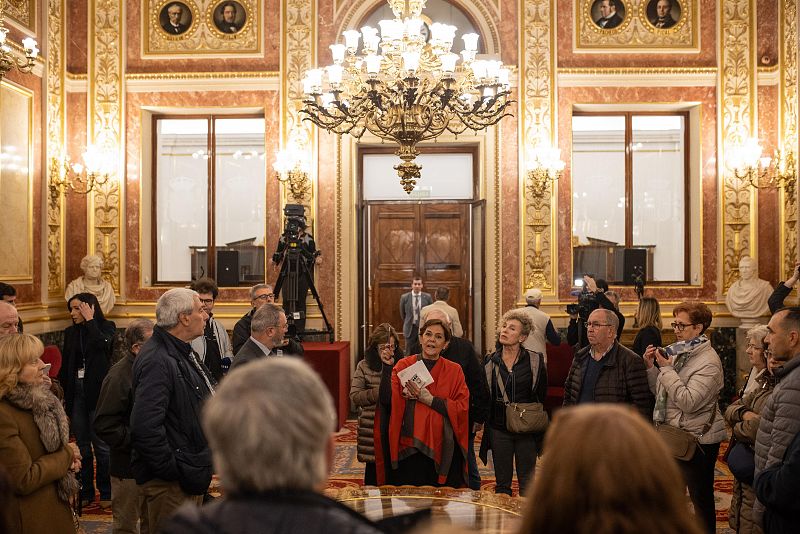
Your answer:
[0,334,80,533]
[519,404,704,534]
[632,296,662,357]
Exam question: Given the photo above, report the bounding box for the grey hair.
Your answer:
[424,308,451,326]
[501,309,533,336]
[125,318,154,351]
[80,254,103,271]
[746,324,769,347]
[156,288,197,329]
[203,358,336,493]
[596,308,619,333]
[251,303,283,334]
[249,283,272,301]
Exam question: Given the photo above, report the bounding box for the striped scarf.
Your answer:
[653,335,708,423]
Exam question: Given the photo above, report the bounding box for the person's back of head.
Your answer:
[203,358,336,494]
[435,286,449,302]
[518,404,704,534]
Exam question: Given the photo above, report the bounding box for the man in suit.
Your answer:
[215,2,242,33]
[162,2,188,35]
[399,276,432,355]
[232,283,275,354]
[231,303,302,370]
[595,0,623,29]
[421,286,464,338]
[650,0,678,29]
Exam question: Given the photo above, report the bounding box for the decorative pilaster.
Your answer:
[281,0,316,209]
[88,0,124,294]
[46,0,66,297]
[780,0,799,277]
[520,0,557,294]
[719,0,757,293]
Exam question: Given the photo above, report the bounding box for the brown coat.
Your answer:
[349,359,381,463]
[0,398,75,534]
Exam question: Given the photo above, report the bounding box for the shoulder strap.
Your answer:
[699,397,719,436]
[494,364,511,404]
[527,350,541,393]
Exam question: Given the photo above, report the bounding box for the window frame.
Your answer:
[150,112,266,286]
[571,110,691,285]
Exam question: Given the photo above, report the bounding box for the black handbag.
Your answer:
[727,441,756,485]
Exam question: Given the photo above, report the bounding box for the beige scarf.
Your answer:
[4,383,80,504]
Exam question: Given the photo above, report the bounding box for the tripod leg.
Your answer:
[301,260,335,342]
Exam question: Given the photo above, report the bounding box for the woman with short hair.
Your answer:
[0,334,80,533]
[519,404,704,534]
[644,301,727,533]
[631,296,662,357]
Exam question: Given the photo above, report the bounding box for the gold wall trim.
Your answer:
[558,67,717,75]
[125,71,280,80]
[718,0,757,294]
[88,0,124,296]
[520,0,556,296]
[335,134,343,340]
[780,0,799,278]
[46,0,66,298]
[66,73,89,81]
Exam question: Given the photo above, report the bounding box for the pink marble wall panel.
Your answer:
[756,84,780,283]
[65,92,89,284]
[4,69,43,306]
[557,85,718,302]
[67,0,88,74]
[501,91,520,312]
[499,0,518,66]
[556,0,717,68]
[757,0,778,68]
[124,90,280,302]
[125,0,280,73]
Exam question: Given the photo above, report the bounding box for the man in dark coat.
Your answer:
[131,288,216,533]
[231,303,303,371]
[755,428,800,534]
[399,277,432,354]
[595,0,624,29]
[563,308,654,419]
[94,319,153,527]
[232,283,274,354]
[406,310,489,489]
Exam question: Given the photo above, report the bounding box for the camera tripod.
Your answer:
[273,244,334,343]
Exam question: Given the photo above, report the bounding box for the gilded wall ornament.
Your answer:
[780,0,799,278]
[3,0,35,33]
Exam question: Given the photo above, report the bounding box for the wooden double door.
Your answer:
[367,202,473,349]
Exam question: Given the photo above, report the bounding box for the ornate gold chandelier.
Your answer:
[729,137,797,190]
[300,0,513,193]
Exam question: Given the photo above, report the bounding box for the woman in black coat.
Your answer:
[59,292,115,506]
[631,297,662,357]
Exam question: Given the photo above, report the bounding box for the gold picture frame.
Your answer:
[143,0,261,57]
[575,0,698,52]
[3,0,36,35]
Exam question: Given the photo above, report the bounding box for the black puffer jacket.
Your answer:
[130,326,214,495]
[161,489,385,534]
[563,341,654,419]
[59,318,116,415]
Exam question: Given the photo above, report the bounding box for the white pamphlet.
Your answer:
[397,360,435,390]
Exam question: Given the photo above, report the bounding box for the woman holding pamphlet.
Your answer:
[378,318,470,487]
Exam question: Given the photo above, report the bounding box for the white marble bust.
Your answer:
[65,254,116,314]
[726,256,773,319]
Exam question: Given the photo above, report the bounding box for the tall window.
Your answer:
[153,115,266,285]
[571,112,689,283]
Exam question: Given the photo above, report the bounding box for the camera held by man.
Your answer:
[567,275,625,349]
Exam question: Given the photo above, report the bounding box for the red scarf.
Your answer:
[386,355,470,485]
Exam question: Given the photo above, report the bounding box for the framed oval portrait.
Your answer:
[212,1,247,35]
[645,0,681,29]
[590,0,626,30]
[159,1,194,36]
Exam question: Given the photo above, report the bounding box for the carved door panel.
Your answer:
[369,203,470,349]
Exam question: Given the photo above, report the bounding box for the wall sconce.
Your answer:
[0,7,38,80]
[49,145,115,199]
[273,144,311,201]
[729,137,797,189]
[526,144,565,199]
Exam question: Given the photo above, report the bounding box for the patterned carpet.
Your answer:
[79,421,736,533]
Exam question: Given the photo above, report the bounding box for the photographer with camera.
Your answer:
[271,205,324,340]
[567,276,625,350]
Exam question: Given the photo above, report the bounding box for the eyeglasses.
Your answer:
[199,298,215,305]
[670,322,699,332]
[584,322,612,329]
[378,343,395,351]
[746,343,764,351]
[253,293,275,301]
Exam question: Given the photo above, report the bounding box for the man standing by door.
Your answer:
[399,276,432,355]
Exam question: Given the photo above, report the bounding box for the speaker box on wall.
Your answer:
[623,248,647,285]
[217,250,239,287]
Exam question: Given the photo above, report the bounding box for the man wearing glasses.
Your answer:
[190,278,233,381]
[233,283,275,354]
[563,308,653,418]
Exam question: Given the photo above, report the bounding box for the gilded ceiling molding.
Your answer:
[520,0,556,295]
[779,0,799,278]
[46,0,66,298]
[88,0,124,295]
[718,0,757,294]
[281,0,316,209]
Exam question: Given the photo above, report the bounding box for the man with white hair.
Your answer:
[0,301,19,337]
[515,288,560,359]
[161,358,383,533]
[131,288,216,533]
[231,303,302,370]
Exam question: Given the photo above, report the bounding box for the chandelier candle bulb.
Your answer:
[327,65,344,86]
[330,44,346,64]
[379,19,403,41]
[365,54,382,74]
[440,53,458,73]
[404,18,424,39]
[499,67,510,87]
[21,38,38,57]
[402,51,420,73]
[485,60,501,80]
[462,33,479,52]
[343,30,361,51]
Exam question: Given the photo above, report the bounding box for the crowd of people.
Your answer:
[1,269,799,534]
